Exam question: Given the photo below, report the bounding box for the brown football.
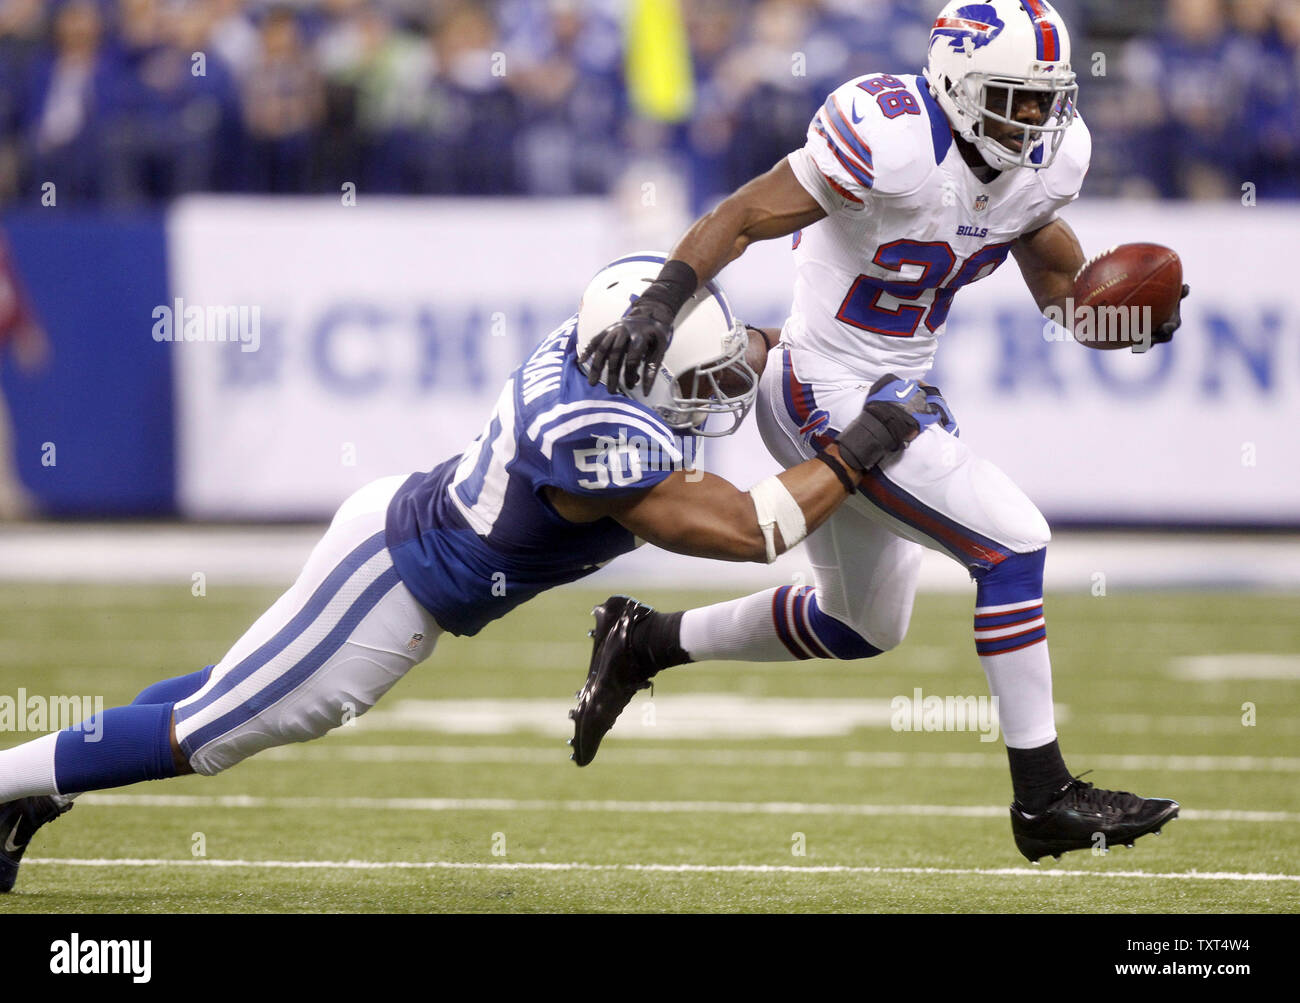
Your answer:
[1071,243,1183,350]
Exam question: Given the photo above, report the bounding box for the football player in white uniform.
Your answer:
[575,0,1186,862]
[0,254,935,893]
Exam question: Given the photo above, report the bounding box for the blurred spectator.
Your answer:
[502,0,624,195]
[715,0,843,194]
[1228,0,1300,198]
[1147,0,1242,198]
[210,0,260,75]
[240,5,324,192]
[20,0,117,203]
[0,0,1295,207]
[315,2,429,191]
[104,0,242,203]
[0,0,47,201]
[418,2,520,193]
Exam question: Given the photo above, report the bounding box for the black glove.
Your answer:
[1138,283,1190,353]
[581,260,698,394]
[834,374,937,473]
[582,299,675,394]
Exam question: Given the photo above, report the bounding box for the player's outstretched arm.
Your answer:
[670,159,828,286]
[596,451,860,564]
[582,161,826,395]
[1012,217,1085,321]
[1014,218,1190,348]
[547,379,934,564]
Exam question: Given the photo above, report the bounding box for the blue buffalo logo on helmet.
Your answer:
[930,3,1006,52]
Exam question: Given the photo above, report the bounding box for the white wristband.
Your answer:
[748,475,808,563]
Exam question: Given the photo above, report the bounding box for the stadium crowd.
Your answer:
[0,0,1296,210]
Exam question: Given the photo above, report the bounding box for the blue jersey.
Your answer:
[386,315,693,636]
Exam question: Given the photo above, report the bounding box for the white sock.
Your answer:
[974,598,1056,748]
[0,732,62,801]
[680,587,801,662]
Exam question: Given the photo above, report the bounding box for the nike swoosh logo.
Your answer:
[850,100,864,123]
[893,383,915,399]
[3,821,22,855]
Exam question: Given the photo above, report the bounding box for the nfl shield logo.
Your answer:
[974,194,989,212]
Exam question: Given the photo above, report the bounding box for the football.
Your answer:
[1071,243,1183,350]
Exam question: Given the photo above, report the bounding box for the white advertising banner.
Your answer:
[171,197,1300,524]
[168,197,634,518]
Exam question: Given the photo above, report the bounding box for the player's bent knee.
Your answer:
[1021,516,1051,554]
[969,460,1052,554]
[181,693,383,777]
[859,611,910,653]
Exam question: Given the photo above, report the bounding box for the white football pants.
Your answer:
[757,345,1051,651]
[173,475,440,775]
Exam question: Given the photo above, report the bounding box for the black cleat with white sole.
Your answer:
[0,795,74,893]
[568,595,657,767]
[1010,775,1179,863]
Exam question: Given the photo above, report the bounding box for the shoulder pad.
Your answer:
[1040,113,1092,202]
[539,408,684,497]
[830,73,946,198]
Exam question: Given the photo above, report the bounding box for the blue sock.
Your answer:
[131,665,213,706]
[53,703,177,794]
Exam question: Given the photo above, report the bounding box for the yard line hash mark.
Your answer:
[24,857,1300,883]
[78,793,1300,824]
[261,743,1300,773]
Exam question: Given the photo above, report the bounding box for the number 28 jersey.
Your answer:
[785,72,1091,381]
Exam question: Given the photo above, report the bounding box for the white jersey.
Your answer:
[785,72,1091,380]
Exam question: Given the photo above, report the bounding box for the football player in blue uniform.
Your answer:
[0,253,937,892]
[574,1,1182,862]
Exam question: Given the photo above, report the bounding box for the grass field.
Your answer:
[0,583,1297,913]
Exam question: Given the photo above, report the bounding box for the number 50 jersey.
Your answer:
[385,316,691,637]
[786,72,1091,381]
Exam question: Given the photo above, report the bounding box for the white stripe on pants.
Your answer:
[174,475,441,775]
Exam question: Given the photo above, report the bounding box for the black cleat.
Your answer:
[1010,775,1179,863]
[569,595,657,767]
[0,795,74,893]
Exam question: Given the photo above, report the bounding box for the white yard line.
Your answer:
[4,526,1300,590]
[22,857,1300,883]
[1168,654,1300,680]
[260,743,1300,773]
[76,793,1299,823]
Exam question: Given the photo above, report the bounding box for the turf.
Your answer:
[0,583,1296,913]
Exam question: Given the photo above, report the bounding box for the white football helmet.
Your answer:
[576,253,757,437]
[923,0,1078,172]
